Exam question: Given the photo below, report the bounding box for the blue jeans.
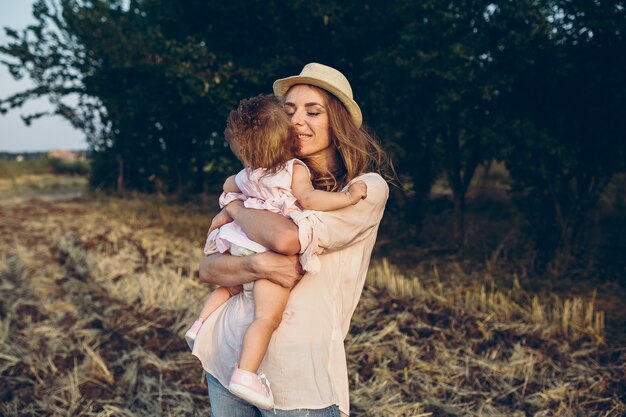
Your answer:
[206,373,341,417]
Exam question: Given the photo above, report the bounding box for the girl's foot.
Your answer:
[184,320,203,350]
[228,366,274,410]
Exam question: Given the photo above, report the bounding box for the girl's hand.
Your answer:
[208,208,233,234]
[251,251,304,288]
[346,181,368,205]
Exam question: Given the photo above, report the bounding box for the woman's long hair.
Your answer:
[299,85,392,191]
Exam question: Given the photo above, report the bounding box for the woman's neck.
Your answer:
[306,149,340,175]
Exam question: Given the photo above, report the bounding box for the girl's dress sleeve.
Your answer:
[289,173,389,273]
[219,192,246,208]
[203,229,220,256]
[219,168,248,208]
[205,168,247,255]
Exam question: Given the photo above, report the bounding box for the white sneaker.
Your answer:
[184,320,203,350]
[228,366,274,410]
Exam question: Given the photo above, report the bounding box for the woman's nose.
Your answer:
[291,110,304,126]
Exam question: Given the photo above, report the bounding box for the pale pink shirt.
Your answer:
[193,172,389,416]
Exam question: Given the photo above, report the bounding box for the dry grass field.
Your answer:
[0,175,624,416]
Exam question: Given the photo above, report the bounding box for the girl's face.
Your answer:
[283,85,334,165]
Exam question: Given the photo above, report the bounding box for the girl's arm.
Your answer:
[291,163,367,211]
[294,173,389,256]
[223,175,240,193]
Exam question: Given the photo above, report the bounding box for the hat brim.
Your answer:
[273,75,363,128]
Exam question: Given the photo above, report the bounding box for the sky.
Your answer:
[0,1,86,153]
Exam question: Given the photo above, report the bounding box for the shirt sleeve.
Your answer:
[289,173,389,272]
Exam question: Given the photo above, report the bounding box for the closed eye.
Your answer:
[283,104,296,116]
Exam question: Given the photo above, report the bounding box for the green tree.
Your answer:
[1,0,358,194]
[4,0,623,271]
[1,0,241,194]
[502,0,626,274]
[362,0,549,246]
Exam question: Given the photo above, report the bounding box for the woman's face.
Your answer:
[283,85,333,162]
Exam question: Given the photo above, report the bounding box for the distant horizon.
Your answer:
[1,148,89,155]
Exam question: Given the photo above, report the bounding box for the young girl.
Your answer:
[185,94,367,409]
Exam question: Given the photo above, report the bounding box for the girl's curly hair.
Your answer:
[224,95,298,172]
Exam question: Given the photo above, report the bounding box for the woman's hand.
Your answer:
[251,251,304,288]
[198,251,303,288]
[209,208,233,234]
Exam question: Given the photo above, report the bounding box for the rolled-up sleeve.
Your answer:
[290,173,389,271]
[219,191,246,208]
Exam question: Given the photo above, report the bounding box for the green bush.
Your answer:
[0,156,90,178]
[48,158,90,176]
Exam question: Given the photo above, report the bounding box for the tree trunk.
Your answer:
[117,156,124,193]
[452,189,466,248]
[443,105,476,249]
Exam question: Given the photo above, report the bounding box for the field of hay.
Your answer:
[0,176,624,416]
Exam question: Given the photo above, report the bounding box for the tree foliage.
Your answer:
[1,0,625,271]
[361,0,551,244]
[501,0,626,273]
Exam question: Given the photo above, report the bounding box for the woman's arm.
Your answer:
[198,251,303,288]
[224,200,301,255]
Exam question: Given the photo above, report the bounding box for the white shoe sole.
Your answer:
[229,383,274,410]
[184,330,196,351]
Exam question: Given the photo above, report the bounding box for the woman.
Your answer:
[193,63,389,417]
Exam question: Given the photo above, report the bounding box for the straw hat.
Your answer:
[273,63,363,128]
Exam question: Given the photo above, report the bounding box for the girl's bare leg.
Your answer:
[238,279,290,372]
[186,285,241,350]
[198,285,242,321]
